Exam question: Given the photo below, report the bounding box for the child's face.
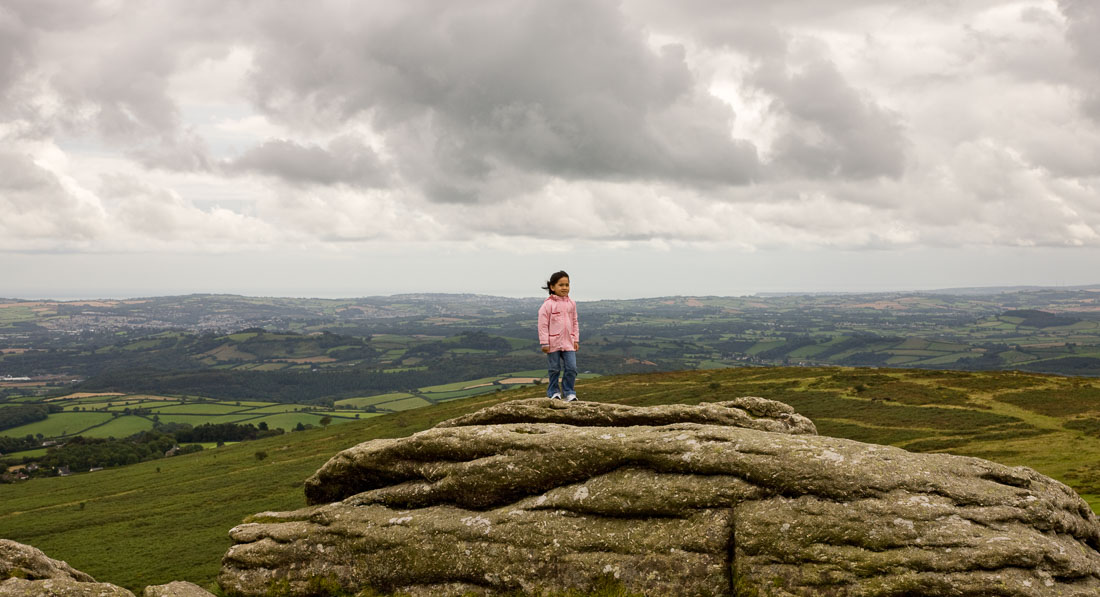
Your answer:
[551,277,570,297]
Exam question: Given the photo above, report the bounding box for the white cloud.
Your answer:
[2,0,1099,299]
[0,149,106,248]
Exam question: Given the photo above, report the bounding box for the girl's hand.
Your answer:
[573,342,579,351]
[541,345,551,353]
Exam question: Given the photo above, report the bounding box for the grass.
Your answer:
[234,404,317,414]
[421,387,495,401]
[2,366,1100,594]
[372,396,432,411]
[996,385,1100,417]
[0,412,113,438]
[334,393,414,408]
[420,376,502,392]
[153,403,250,415]
[246,412,351,431]
[78,416,157,439]
[152,414,255,426]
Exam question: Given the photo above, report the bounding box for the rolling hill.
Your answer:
[1,366,1099,593]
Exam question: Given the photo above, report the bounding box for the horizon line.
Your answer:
[4,282,1100,303]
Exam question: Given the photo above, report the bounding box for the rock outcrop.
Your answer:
[0,538,134,596]
[220,397,1100,596]
[141,581,216,597]
[0,539,216,597]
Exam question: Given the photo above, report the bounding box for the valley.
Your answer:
[2,365,1099,592]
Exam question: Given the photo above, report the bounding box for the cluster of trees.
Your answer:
[455,331,512,352]
[6,420,292,479]
[0,435,39,454]
[0,404,61,431]
[1001,309,1081,329]
[169,421,284,443]
[32,432,202,474]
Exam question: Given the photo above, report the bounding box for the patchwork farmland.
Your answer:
[0,370,561,444]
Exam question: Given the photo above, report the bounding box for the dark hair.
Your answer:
[542,271,569,295]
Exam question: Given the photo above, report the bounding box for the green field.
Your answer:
[421,386,497,401]
[373,395,432,411]
[152,403,248,415]
[246,412,352,430]
[420,376,502,392]
[78,416,157,439]
[2,366,1099,594]
[333,392,414,408]
[0,412,112,438]
[236,404,317,414]
[150,414,254,426]
[1,370,549,446]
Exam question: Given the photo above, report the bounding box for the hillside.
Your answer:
[1,366,1099,593]
[5,289,1100,406]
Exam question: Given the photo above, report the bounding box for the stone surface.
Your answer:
[0,577,135,596]
[219,397,1100,596]
[0,539,96,584]
[0,539,137,597]
[141,581,215,597]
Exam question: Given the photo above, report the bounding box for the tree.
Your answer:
[320,416,332,429]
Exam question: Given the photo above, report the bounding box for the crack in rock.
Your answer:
[220,397,1100,596]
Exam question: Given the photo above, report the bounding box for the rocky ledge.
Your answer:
[0,539,214,597]
[220,397,1100,596]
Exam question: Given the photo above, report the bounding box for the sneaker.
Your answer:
[565,394,578,402]
[550,392,562,400]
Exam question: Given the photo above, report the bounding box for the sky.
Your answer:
[2,0,1100,300]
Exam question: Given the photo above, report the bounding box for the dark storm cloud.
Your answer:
[226,135,389,188]
[242,0,760,198]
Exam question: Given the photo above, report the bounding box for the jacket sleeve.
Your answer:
[570,300,579,344]
[537,302,550,346]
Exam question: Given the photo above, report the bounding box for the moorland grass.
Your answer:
[996,385,1100,417]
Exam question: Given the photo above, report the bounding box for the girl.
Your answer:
[538,270,579,401]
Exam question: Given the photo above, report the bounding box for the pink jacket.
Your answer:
[538,295,579,352]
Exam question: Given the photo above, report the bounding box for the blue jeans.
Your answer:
[546,350,577,397]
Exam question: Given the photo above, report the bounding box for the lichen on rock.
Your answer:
[219,396,1100,596]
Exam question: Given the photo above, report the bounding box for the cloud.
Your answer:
[97,173,280,248]
[226,135,389,188]
[1059,0,1100,121]
[0,7,33,100]
[753,54,909,179]
[2,0,1100,259]
[0,149,105,247]
[243,0,761,198]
